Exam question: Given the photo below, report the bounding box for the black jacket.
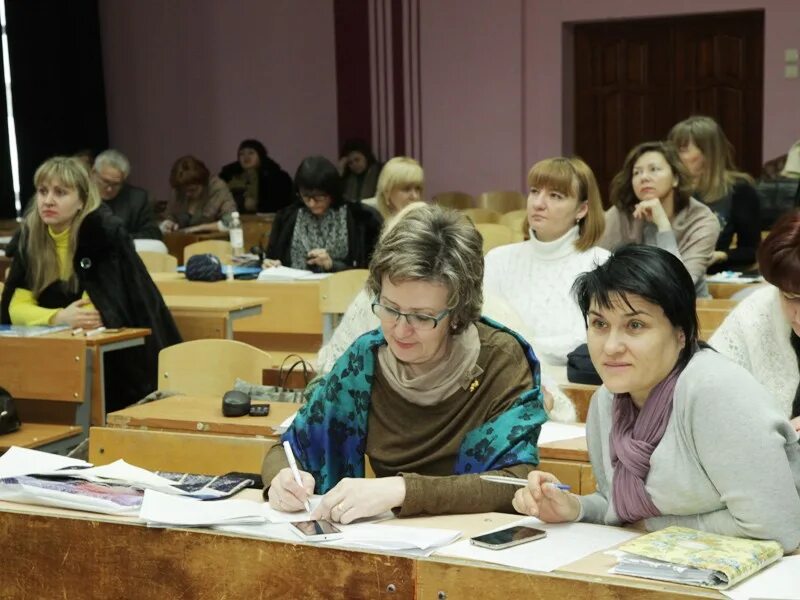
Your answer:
[1,206,182,410]
[219,156,294,214]
[105,183,162,240]
[265,202,383,271]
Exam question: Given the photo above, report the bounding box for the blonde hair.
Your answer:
[668,115,753,202]
[24,157,102,296]
[527,157,605,251]
[374,157,424,218]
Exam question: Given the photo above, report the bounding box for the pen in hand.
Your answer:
[282,441,312,512]
[479,475,571,491]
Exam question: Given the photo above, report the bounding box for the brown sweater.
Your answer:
[262,322,537,517]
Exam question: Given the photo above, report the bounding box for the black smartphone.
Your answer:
[470,526,547,550]
[249,403,270,416]
[290,519,343,542]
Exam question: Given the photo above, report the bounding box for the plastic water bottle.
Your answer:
[229,211,243,256]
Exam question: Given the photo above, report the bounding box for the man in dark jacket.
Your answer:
[93,149,162,240]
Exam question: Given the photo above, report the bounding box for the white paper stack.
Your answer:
[257,266,330,281]
[537,422,586,444]
[139,490,266,527]
[327,523,461,556]
[272,412,297,435]
[0,446,91,478]
[436,517,639,572]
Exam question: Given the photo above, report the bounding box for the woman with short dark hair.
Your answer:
[263,205,547,521]
[711,210,800,429]
[262,156,382,272]
[600,141,720,297]
[218,139,293,214]
[339,138,382,201]
[512,244,800,552]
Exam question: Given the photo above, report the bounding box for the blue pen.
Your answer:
[479,475,571,491]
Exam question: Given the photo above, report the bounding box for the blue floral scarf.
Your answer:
[282,317,547,493]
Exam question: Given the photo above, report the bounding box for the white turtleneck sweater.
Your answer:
[483,226,610,366]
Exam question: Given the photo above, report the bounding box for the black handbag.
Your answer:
[566,344,603,386]
[0,387,21,435]
[185,253,225,281]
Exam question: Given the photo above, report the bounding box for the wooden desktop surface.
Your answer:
[162,294,263,313]
[0,498,722,599]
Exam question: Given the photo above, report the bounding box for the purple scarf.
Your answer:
[609,366,682,523]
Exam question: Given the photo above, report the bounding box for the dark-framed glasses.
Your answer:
[371,302,450,330]
[299,190,331,204]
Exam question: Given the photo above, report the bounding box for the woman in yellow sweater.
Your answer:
[1,157,181,410]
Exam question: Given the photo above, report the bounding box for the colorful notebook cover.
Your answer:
[612,526,783,589]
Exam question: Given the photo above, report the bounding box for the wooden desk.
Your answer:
[163,231,228,265]
[708,280,764,299]
[153,274,323,361]
[163,295,263,340]
[90,395,297,473]
[539,436,593,495]
[0,500,722,599]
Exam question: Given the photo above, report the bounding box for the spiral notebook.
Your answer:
[611,526,783,589]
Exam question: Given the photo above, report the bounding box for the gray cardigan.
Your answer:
[580,349,800,552]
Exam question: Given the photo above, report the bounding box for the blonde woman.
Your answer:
[668,116,760,273]
[363,156,424,218]
[0,157,181,410]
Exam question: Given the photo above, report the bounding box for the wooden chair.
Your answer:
[460,208,501,224]
[242,218,272,251]
[138,251,178,273]
[158,339,273,397]
[477,191,526,213]
[474,223,521,254]
[433,191,475,210]
[498,209,528,236]
[697,307,730,333]
[319,269,369,343]
[184,240,233,265]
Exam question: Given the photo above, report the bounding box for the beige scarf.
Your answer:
[376,323,483,406]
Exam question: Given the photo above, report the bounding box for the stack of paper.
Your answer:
[257,266,330,281]
[272,413,297,435]
[722,556,800,600]
[139,490,265,527]
[436,517,639,572]
[537,422,586,444]
[0,475,143,516]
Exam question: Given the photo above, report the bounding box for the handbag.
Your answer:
[235,354,316,404]
[566,344,603,386]
[0,387,21,435]
[185,253,225,281]
[755,177,800,230]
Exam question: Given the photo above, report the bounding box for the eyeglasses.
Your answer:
[299,191,331,204]
[93,172,124,190]
[371,302,450,330]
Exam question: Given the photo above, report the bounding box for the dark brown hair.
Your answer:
[759,210,800,295]
[169,155,210,190]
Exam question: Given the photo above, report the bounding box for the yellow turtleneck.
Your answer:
[9,226,92,325]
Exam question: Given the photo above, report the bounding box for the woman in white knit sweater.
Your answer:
[483,157,610,366]
[711,211,800,430]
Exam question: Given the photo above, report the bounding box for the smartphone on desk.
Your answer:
[470,525,547,550]
[290,520,343,542]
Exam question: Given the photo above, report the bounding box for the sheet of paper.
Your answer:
[435,517,639,572]
[53,460,183,492]
[273,412,297,435]
[537,422,586,445]
[722,555,800,600]
[257,266,331,282]
[139,489,266,526]
[263,496,324,522]
[0,446,91,479]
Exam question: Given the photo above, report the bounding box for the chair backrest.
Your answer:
[498,209,528,235]
[474,223,520,254]
[184,240,233,265]
[319,269,369,343]
[137,251,178,273]
[460,208,501,224]
[158,339,274,397]
[133,239,168,254]
[477,190,526,213]
[242,219,272,251]
[433,191,475,210]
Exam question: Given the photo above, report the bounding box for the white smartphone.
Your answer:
[290,519,343,542]
[469,525,547,550]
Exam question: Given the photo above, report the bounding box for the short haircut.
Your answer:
[367,204,483,333]
[94,149,131,178]
[169,155,210,190]
[339,138,377,164]
[572,244,698,367]
[668,115,752,201]
[375,156,424,217]
[759,210,800,294]
[294,156,344,208]
[610,141,693,215]
[527,156,605,251]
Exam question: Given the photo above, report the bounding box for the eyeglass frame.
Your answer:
[371,301,451,330]
[92,170,125,191]
[298,190,331,204]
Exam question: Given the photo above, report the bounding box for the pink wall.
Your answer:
[98,0,338,200]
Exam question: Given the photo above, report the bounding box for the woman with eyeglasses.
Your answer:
[263,205,547,522]
[262,156,382,271]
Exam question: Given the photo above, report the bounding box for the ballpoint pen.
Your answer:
[479,475,571,491]
[283,440,312,512]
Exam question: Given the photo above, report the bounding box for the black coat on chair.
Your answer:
[0,205,182,411]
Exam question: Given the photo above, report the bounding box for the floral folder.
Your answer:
[611,526,783,589]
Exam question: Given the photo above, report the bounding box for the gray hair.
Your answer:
[94,149,131,178]
[367,204,483,333]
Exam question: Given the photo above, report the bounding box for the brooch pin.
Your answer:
[468,379,480,392]
[79,257,92,269]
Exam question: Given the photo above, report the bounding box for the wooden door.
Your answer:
[574,11,764,205]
